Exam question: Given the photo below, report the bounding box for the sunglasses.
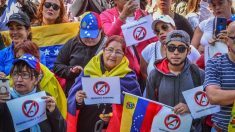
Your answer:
[44,2,60,11]
[167,45,188,53]
[154,24,169,35]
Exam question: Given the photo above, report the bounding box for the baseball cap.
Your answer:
[79,12,102,39]
[6,12,30,27]
[166,30,191,46]
[13,54,40,74]
[152,14,176,30]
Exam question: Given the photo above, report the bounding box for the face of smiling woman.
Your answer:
[103,41,124,71]
[8,22,30,45]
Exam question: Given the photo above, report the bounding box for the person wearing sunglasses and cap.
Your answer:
[35,0,68,25]
[146,30,204,119]
[140,15,200,83]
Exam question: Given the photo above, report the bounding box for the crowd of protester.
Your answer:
[0,0,235,132]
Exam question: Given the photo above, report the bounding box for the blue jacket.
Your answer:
[0,42,47,75]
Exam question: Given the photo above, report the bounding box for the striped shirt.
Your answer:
[204,54,235,131]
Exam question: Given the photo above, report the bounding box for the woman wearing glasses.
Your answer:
[36,0,68,25]
[0,54,66,132]
[12,40,67,119]
[140,15,200,83]
[67,35,141,132]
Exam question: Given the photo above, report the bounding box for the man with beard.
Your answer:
[140,15,200,82]
[146,30,204,115]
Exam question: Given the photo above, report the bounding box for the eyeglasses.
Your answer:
[44,2,60,11]
[167,45,188,53]
[11,72,32,79]
[154,24,169,35]
[104,48,124,56]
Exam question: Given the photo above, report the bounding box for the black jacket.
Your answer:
[53,35,106,95]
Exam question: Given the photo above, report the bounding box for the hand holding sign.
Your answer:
[75,90,87,104]
[41,96,56,112]
[174,102,189,115]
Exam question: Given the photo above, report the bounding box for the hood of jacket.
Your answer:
[154,57,191,77]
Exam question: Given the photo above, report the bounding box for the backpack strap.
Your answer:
[132,45,141,64]
[189,63,202,87]
[154,70,163,101]
[146,68,163,101]
[147,63,202,101]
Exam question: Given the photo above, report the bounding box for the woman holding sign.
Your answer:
[0,54,66,132]
[67,35,142,132]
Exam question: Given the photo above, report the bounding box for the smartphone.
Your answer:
[215,17,227,37]
[0,79,10,99]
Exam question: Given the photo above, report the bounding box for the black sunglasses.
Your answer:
[167,45,188,53]
[44,2,60,11]
[154,24,169,35]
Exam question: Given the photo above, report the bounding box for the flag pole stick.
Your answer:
[123,91,174,109]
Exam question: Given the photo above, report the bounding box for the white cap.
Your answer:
[151,14,176,30]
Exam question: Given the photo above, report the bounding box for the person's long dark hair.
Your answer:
[20,1,38,23]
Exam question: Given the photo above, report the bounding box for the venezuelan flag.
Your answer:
[1,22,80,70]
[120,93,162,132]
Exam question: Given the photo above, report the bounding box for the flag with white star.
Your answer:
[79,12,101,39]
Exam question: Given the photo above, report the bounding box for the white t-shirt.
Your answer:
[198,17,228,63]
[199,17,214,47]
[141,41,162,75]
[141,41,201,75]
[186,12,200,30]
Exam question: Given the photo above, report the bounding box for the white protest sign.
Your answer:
[151,105,192,132]
[182,86,220,119]
[121,15,155,46]
[82,77,121,105]
[6,91,47,132]
[204,41,228,64]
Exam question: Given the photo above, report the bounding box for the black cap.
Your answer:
[6,12,30,27]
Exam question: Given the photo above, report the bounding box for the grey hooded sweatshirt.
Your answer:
[146,58,205,107]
